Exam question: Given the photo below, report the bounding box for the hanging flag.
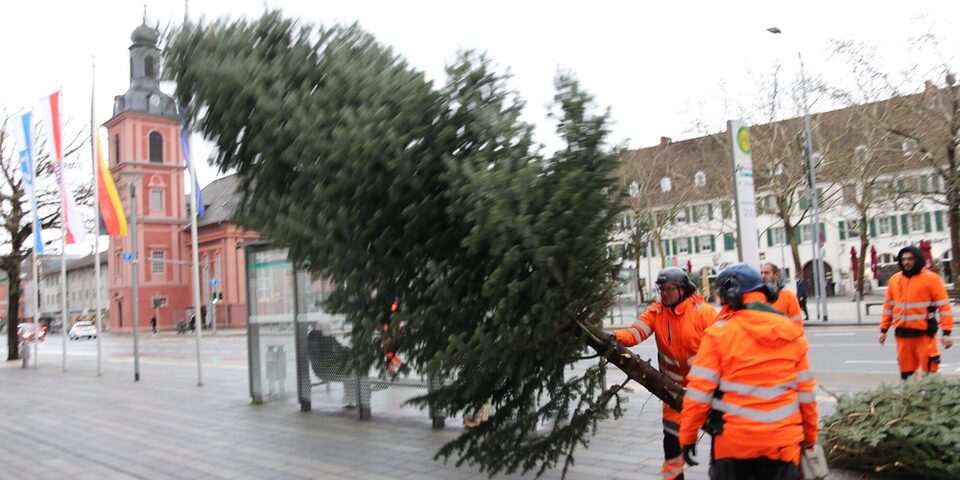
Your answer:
[12,112,44,253]
[179,110,204,217]
[95,131,127,236]
[42,90,86,244]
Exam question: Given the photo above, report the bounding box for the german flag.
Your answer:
[95,131,127,237]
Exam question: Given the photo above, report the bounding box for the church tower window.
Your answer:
[149,131,163,163]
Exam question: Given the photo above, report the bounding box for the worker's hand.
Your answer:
[682,444,698,466]
[878,332,887,346]
[604,333,618,351]
[942,335,953,349]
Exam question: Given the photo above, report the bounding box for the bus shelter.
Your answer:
[244,242,444,427]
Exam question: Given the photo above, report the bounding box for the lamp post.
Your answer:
[768,26,829,321]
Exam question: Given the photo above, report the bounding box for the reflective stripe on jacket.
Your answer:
[880,269,954,335]
[613,293,718,388]
[680,292,818,458]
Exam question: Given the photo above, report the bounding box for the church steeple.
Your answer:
[113,22,176,118]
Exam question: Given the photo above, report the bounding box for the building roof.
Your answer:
[36,253,107,277]
[621,90,945,208]
[194,174,243,227]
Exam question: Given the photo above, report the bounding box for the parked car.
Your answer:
[17,323,47,342]
[68,321,98,340]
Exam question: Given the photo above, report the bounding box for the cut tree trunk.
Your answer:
[580,322,684,411]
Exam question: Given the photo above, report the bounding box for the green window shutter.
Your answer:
[935,211,944,231]
[663,240,670,256]
[924,212,932,233]
[694,236,701,253]
[868,219,877,238]
[767,229,774,247]
[891,215,899,235]
[691,206,699,222]
[685,207,692,223]
[672,239,678,254]
[707,204,714,220]
[724,233,735,251]
[710,235,716,251]
[901,214,909,234]
[722,203,732,220]
[838,220,846,240]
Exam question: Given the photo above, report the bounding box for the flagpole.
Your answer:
[60,224,67,371]
[91,56,103,376]
[187,127,203,387]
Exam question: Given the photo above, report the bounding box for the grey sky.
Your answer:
[2,1,958,201]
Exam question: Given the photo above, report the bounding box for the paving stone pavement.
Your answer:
[1,350,874,479]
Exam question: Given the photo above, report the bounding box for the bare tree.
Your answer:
[830,37,960,283]
[1,113,88,361]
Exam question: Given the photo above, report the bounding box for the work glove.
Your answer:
[682,444,698,466]
[604,333,618,351]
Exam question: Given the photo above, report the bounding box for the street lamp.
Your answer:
[768,26,829,321]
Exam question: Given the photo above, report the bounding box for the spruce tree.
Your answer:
[165,12,679,477]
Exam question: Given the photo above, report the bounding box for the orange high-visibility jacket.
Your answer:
[614,293,718,388]
[880,268,954,336]
[680,292,818,462]
[772,288,804,324]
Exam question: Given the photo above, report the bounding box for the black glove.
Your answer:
[604,333,618,350]
[682,444,698,466]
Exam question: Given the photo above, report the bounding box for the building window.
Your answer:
[697,204,712,221]
[773,227,786,246]
[675,209,687,223]
[800,224,814,243]
[699,235,713,252]
[149,132,163,163]
[878,216,892,236]
[660,177,672,193]
[910,213,925,232]
[846,219,862,238]
[694,171,706,188]
[150,189,163,212]
[151,251,165,275]
[114,134,121,164]
[145,55,156,79]
[677,237,691,255]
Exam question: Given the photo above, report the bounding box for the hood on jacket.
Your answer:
[737,309,806,349]
[897,245,925,277]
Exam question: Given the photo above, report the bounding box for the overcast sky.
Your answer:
[2,1,959,254]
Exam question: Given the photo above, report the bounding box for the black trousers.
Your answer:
[663,431,684,480]
[798,297,809,320]
[709,457,800,480]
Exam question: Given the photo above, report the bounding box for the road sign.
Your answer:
[123,252,133,262]
[209,277,218,287]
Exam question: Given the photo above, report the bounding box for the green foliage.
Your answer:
[165,12,626,477]
[821,375,960,479]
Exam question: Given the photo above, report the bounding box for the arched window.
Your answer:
[114,134,121,164]
[145,56,156,79]
[149,132,163,163]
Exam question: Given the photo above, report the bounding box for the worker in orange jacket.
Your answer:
[611,267,717,480]
[760,263,804,325]
[879,245,954,379]
[680,263,817,479]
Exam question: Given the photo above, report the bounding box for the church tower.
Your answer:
[104,23,190,331]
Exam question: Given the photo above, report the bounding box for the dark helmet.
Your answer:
[716,263,764,309]
[656,267,697,298]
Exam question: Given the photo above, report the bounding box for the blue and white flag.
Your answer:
[179,109,204,217]
[12,112,43,253]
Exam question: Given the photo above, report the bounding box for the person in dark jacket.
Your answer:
[795,277,809,321]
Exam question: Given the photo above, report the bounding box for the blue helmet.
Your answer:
[716,263,764,308]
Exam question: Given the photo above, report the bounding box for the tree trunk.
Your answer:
[654,230,666,269]
[785,222,803,280]
[635,254,646,304]
[950,190,960,285]
[858,224,869,296]
[6,273,21,361]
[579,322,684,411]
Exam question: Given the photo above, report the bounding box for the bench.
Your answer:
[307,330,445,428]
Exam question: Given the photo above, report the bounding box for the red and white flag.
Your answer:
[42,90,86,244]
